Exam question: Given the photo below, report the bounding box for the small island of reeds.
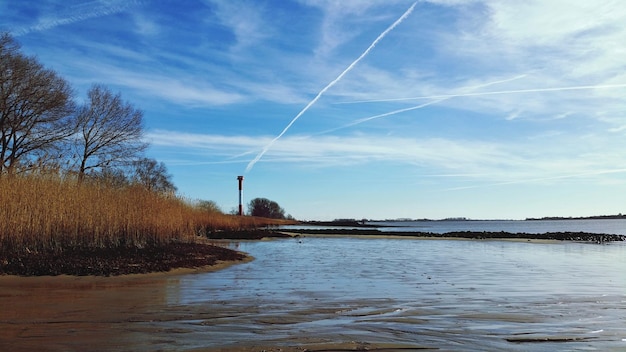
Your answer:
[0,175,291,276]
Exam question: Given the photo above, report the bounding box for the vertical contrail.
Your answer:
[245,2,418,173]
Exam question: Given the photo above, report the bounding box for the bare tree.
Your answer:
[89,166,131,188]
[74,84,147,182]
[131,157,176,194]
[0,33,75,176]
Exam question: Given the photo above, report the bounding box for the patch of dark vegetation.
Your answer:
[285,229,626,242]
[0,243,246,277]
[205,230,292,240]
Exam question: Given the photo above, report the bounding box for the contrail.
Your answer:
[339,83,626,104]
[245,2,418,173]
[318,99,446,135]
[442,168,626,192]
[318,74,528,134]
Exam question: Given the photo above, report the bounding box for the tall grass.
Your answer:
[0,174,280,254]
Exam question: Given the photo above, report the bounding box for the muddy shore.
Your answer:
[0,242,247,277]
[2,229,620,277]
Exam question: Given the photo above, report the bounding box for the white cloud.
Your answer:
[146,130,626,186]
[486,0,625,45]
[205,0,269,52]
[505,110,521,121]
[58,60,244,106]
[132,13,159,36]
[298,0,408,58]
[449,0,626,79]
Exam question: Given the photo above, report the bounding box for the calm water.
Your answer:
[172,235,626,351]
[281,218,626,235]
[371,219,626,235]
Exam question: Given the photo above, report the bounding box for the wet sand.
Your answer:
[0,261,253,352]
[0,261,430,352]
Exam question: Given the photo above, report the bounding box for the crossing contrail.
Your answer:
[245,2,418,173]
[339,83,626,104]
[318,74,528,134]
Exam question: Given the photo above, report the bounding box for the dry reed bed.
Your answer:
[0,175,270,254]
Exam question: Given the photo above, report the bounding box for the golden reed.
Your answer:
[0,175,279,254]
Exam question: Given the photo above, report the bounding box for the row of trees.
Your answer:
[0,33,174,192]
[2,32,293,218]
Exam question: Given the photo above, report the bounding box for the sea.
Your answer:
[168,219,626,351]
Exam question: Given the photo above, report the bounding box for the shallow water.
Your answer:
[169,237,626,351]
[2,237,625,351]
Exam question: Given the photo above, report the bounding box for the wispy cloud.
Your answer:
[115,73,246,106]
[149,130,515,170]
[437,0,626,83]
[204,0,269,53]
[147,130,626,187]
[443,168,626,192]
[300,0,407,58]
[12,0,143,36]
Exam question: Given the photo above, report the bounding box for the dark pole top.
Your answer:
[237,176,244,190]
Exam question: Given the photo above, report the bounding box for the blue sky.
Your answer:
[2,0,626,220]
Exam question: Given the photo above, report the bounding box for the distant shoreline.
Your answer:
[278,228,625,243]
[304,215,626,226]
[525,214,626,221]
[204,227,626,243]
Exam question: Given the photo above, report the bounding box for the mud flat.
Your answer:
[0,261,430,352]
[0,247,254,352]
[0,242,248,277]
[282,228,626,242]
